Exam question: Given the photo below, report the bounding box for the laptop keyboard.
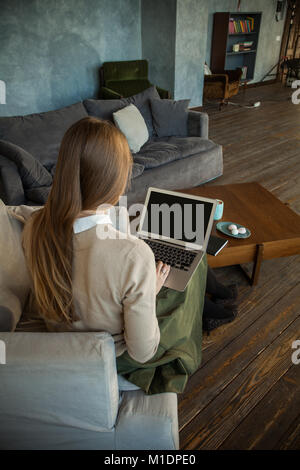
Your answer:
[143,239,197,271]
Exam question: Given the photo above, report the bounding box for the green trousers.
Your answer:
[117,255,207,394]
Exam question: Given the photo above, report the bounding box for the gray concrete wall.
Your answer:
[0,0,287,115]
[174,0,208,106]
[0,0,141,116]
[141,0,177,97]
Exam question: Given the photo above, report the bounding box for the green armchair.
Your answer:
[100,60,171,99]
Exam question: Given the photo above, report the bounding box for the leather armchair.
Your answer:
[100,60,171,99]
[203,68,243,109]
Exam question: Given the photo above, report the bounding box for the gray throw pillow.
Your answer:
[25,186,51,204]
[83,99,126,121]
[83,86,160,137]
[0,140,52,204]
[132,162,144,179]
[150,98,190,137]
[0,140,52,189]
[113,104,149,153]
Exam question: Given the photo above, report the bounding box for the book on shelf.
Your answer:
[229,17,255,34]
[247,16,255,30]
[232,41,253,52]
[238,45,252,51]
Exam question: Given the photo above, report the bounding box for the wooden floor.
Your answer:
[179,83,300,450]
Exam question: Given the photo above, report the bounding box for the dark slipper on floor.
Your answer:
[213,284,239,305]
[203,307,238,334]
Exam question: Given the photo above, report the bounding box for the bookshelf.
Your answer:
[210,12,262,82]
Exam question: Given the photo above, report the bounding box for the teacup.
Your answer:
[214,199,224,221]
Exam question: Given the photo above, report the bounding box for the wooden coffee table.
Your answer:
[179,182,300,285]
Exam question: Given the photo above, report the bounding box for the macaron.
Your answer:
[238,227,246,234]
[228,224,237,231]
[231,228,239,235]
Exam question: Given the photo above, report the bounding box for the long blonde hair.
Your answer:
[22,117,132,325]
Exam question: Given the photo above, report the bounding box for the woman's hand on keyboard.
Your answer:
[156,261,170,295]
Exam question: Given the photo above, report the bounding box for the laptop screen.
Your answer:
[141,190,214,245]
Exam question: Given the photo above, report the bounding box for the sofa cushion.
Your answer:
[113,105,149,153]
[116,390,179,450]
[133,141,180,169]
[127,141,223,207]
[161,136,217,158]
[25,186,51,205]
[150,99,190,137]
[133,136,216,170]
[0,102,88,167]
[84,86,160,137]
[84,98,127,121]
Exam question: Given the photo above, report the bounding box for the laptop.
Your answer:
[137,187,217,291]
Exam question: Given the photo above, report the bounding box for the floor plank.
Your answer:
[219,365,300,450]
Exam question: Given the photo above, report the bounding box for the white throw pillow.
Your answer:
[113,104,149,153]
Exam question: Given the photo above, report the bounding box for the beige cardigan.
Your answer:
[72,222,160,362]
[8,205,160,364]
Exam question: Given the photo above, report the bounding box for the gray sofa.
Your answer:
[0,87,223,206]
[0,332,179,450]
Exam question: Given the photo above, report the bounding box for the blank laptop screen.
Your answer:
[141,191,214,244]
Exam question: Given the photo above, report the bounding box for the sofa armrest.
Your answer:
[101,86,123,99]
[156,86,171,99]
[115,390,179,450]
[0,155,25,205]
[188,110,209,139]
[0,332,120,449]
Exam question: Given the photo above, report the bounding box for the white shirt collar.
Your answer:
[73,213,112,234]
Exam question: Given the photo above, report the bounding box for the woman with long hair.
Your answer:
[22,117,168,363]
[20,116,237,393]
